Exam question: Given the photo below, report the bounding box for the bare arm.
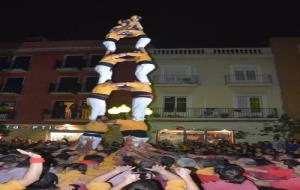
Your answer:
[147,165,181,181]
[110,174,140,190]
[91,166,134,183]
[16,149,44,187]
[175,168,199,190]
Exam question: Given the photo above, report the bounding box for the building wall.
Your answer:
[149,48,283,115]
[270,38,300,120]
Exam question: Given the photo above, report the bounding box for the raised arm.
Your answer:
[16,149,44,187]
[175,168,200,190]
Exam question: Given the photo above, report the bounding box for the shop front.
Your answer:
[156,129,234,146]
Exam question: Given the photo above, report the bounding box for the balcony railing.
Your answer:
[0,110,15,120]
[149,108,278,119]
[151,75,199,84]
[225,75,273,85]
[48,83,82,94]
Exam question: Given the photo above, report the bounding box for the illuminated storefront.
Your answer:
[156,129,234,145]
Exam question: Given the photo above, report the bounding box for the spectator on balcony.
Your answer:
[80,102,91,120]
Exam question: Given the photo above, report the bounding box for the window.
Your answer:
[12,56,31,70]
[160,65,192,83]
[0,101,16,119]
[0,57,10,70]
[57,77,80,93]
[164,96,187,112]
[84,77,98,92]
[64,55,85,68]
[89,55,103,68]
[232,66,258,81]
[237,96,262,113]
[3,78,23,93]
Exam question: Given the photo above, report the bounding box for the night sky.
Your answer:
[0,1,299,47]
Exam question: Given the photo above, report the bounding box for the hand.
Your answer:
[123,173,140,184]
[61,186,76,190]
[17,149,41,158]
[146,165,166,173]
[175,167,191,178]
[114,165,135,173]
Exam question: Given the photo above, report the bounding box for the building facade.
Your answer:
[0,40,284,143]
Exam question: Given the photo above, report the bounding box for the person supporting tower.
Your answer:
[86,82,123,121]
[106,119,149,146]
[126,50,156,83]
[80,121,108,149]
[94,53,127,84]
[121,82,153,121]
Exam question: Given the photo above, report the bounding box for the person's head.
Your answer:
[83,154,104,164]
[64,163,87,174]
[130,15,142,22]
[122,179,161,190]
[283,159,300,169]
[176,157,197,168]
[159,156,175,168]
[138,159,156,172]
[26,172,58,190]
[217,164,246,184]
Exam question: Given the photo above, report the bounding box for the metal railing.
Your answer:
[225,75,273,85]
[151,75,199,84]
[0,110,15,120]
[149,108,278,119]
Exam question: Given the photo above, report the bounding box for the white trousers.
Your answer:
[102,41,116,52]
[135,37,151,49]
[80,134,102,149]
[135,64,155,83]
[94,65,112,84]
[86,98,106,121]
[132,97,152,121]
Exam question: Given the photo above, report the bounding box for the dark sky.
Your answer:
[0,0,299,47]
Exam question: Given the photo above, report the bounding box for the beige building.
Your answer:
[146,47,284,143]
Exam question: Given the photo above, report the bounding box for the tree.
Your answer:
[260,114,300,140]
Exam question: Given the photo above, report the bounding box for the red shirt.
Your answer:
[271,177,300,190]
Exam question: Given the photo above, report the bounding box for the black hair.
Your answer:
[137,159,156,172]
[217,164,246,184]
[122,179,162,190]
[64,163,87,174]
[283,159,300,169]
[159,156,175,168]
[26,172,58,189]
[122,156,136,166]
[83,155,104,163]
[254,158,272,166]
[56,153,71,160]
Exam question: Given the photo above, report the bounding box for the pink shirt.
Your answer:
[202,179,258,190]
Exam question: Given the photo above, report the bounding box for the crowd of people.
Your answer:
[1,136,300,190]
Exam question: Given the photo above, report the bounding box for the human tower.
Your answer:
[80,15,155,149]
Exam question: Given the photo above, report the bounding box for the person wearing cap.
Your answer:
[126,50,156,83]
[86,82,123,121]
[123,82,153,121]
[80,121,109,150]
[94,53,127,84]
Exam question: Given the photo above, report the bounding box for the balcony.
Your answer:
[48,83,82,95]
[149,108,278,120]
[55,60,87,71]
[151,75,199,86]
[42,109,89,121]
[0,110,15,120]
[225,75,273,86]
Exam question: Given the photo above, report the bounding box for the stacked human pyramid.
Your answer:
[80,15,155,149]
